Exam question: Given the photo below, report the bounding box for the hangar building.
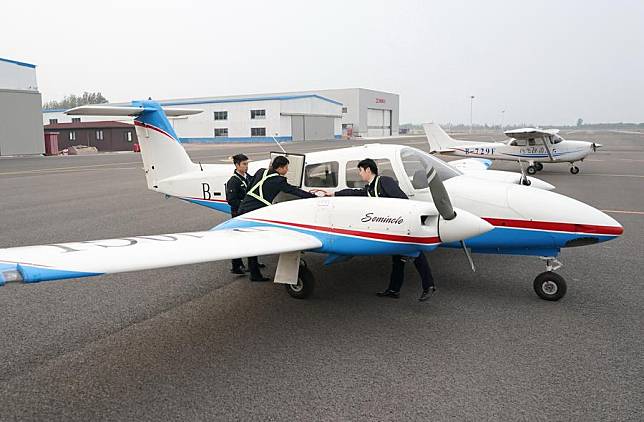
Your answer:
[0,57,44,155]
[42,88,399,142]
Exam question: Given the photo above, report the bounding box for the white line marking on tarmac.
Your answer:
[579,173,644,178]
[601,209,644,215]
[0,162,138,175]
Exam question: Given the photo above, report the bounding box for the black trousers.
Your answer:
[388,253,435,292]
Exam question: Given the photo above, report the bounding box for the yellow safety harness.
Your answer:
[247,170,278,206]
[367,176,381,198]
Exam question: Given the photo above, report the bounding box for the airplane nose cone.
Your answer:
[439,208,494,243]
[506,185,624,244]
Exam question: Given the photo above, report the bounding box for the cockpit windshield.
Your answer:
[551,134,564,144]
[400,148,462,189]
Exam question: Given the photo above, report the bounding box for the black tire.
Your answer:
[570,166,580,174]
[527,165,537,175]
[533,271,567,301]
[535,162,543,171]
[285,266,315,299]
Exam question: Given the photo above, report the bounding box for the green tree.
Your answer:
[43,92,108,110]
[576,118,584,127]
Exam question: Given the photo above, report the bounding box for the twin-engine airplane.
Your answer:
[424,123,601,175]
[0,101,623,302]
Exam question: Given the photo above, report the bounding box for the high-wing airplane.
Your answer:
[0,101,623,302]
[424,123,602,175]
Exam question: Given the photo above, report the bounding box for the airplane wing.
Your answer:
[504,128,559,139]
[448,158,493,172]
[0,227,322,285]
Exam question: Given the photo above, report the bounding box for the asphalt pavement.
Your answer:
[0,132,642,421]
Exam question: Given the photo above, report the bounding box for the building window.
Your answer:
[214,128,229,137]
[214,111,228,120]
[251,127,266,137]
[250,109,266,120]
[305,162,339,188]
[49,118,58,124]
[342,107,348,113]
[72,117,81,123]
[345,159,397,188]
[96,130,104,140]
[124,131,133,142]
[69,131,76,141]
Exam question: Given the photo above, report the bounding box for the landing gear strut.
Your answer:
[533,257,567,301]
[284,261,315,299]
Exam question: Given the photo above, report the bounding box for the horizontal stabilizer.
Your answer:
[65,105,202,117]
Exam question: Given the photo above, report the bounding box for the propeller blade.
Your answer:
[427,167,456,220]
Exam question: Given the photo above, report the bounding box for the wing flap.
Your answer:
[0,227,321,284]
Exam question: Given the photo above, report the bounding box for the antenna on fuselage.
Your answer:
[271,132,287,154]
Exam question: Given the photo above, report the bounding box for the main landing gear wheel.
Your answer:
[570,166,580,174]
[285,265,315,299]
[534,162,543,171]
[533,271,567,301]
[526,165,537,175]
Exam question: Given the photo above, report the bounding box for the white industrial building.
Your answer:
[1,57,44,155]
[42,88,399,143]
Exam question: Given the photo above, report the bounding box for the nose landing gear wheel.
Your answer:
[285,265,315,299]
[570,165,580,174]
[533,271,567,301]
[527,165,537,175]
[534,162,543,171]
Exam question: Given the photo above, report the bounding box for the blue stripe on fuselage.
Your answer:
[441,226,617,256]
[214,218,438,257]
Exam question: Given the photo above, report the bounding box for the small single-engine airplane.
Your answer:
[0,101,623,302]
[424,123,602,175]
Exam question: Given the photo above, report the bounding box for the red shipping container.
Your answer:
[133,143,141,152]
[44,132,59,156]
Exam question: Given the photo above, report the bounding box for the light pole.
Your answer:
[500,109,505,131]
[469,95,475,134]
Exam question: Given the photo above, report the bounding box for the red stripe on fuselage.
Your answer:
[245,218,440,244]
[482,217,623,236]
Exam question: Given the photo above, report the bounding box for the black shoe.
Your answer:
[250,275,270,282]
[230,267,246,275]
[418,287,436,302]
[376,289,400,298]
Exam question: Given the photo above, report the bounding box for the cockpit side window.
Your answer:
[400,148,461,189]
[304,161,339,188]
[345,159,397,188]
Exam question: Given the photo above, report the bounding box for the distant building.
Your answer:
[43,121,137,152]
[42,88,399,142]
[0,57,44,155]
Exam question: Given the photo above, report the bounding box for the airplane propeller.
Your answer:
[426,166,478,271]
[591,142,602,152]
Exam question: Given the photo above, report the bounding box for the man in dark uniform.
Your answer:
[226,154,253,275]
[334,158,436,301]
[238,155,316,281]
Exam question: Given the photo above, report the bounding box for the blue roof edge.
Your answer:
[0,57,36,69]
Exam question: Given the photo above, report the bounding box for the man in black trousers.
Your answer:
[226,153,255,275]
[334,158,436,301]
[238,155,316,281]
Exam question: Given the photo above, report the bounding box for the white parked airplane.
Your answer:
[424,123,601,175]
[0,102,623,302]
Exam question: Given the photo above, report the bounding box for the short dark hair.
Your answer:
[232,154,248,165]
[271,155,290,170]
[357,158,378,175]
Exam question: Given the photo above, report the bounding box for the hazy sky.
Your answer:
[2,0,643,125]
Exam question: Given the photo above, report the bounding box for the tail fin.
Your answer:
[66,101,202,188]
[422,123,460,152]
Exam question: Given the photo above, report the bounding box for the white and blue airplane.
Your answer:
[0,101,623,301]
[424,123,602,175]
